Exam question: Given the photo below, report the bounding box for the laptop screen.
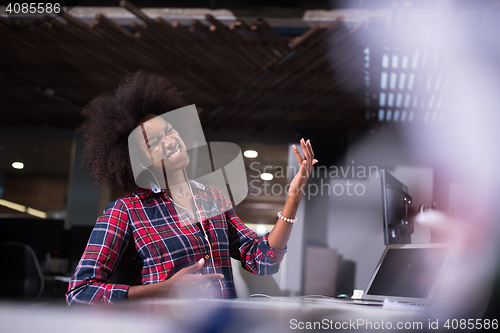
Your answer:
[364,244,449,303]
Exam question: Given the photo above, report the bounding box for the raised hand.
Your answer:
[266,138,317,249]
[289,138,317,200]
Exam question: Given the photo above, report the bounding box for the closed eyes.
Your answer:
[148,126,175,149]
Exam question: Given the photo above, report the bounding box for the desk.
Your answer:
[1,297,428,333]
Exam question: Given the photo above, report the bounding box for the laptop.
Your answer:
[304,243,451,306]
[358,243,451,306]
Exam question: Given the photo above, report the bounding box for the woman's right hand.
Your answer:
[167,258,224,298]
[127,258,224,299]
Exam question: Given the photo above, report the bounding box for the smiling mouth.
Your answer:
[166,146,181,159]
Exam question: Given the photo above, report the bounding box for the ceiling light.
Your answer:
[0,199,26,213]
[43,88,55,97]
[260,173,273,181]
[0,199,47,219]
[244,150,258,158]
[256,224,267,234]
[12,162,24,170]
[27,207,47,219]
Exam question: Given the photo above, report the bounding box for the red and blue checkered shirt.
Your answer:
[66,181,286,305]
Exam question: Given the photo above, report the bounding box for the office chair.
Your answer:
[0,242,45,301]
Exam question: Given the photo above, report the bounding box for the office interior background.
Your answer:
[1,0,499,329]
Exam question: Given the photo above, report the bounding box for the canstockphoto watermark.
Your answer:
[249,161,379,199]
[290,318,424,330]
[289,318,499,331]
[2,1,80,33]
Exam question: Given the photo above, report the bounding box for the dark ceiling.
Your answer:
[3,0,494,133]
[58,0,498,10]
[0,1,368,132]
[63,0,395,10]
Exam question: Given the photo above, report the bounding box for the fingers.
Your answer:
[304,139,314,165]
[294,139,314,165]
[293,139,316,183]
[182,258,205,274]
[292,144,304,165]
[204,273,225,281]
[300,139,310,163]
[300,160,308,178]
[298,138,315,166]
[167,260,225,299]
[179,259,224,281]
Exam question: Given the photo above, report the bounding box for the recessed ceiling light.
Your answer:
[243,150,258,158]
[12,162,24,170]
[256,224,267,234]
[260,173,273,181]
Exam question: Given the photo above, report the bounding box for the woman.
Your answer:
[66,71,316,304]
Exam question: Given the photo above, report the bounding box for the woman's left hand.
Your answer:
[289,138,317,201]
[267,138,317,249]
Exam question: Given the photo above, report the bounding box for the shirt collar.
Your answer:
[135,187,154,200]
[135,180,206,200]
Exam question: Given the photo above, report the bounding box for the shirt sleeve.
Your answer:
[226,208,287,276]
[66,199,132,305]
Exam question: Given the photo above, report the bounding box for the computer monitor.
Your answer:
[68,225,94,260]
[363,244,450,304]
[0,217,65,262]
[380,169,414,245]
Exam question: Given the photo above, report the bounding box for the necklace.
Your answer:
[170,195,196,223]
[168,190,185,198]
[169,187,188,198]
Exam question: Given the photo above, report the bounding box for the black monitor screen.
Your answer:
[367,248,448,298]
[380,169,413,244]
[69,225,94,260]
[0,218,65,261]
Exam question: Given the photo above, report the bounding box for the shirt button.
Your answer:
[205,255,210,259]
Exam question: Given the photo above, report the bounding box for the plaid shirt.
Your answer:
[66,180,286,305]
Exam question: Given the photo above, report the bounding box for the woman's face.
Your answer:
[138,115,190,176]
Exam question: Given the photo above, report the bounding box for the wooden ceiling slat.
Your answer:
[138,19,230,74]
[94,15,231,100]
[208,24,265,72]
[57,14,143,76]
[0,22,58,67]
[234,21,277,60]
[290,23,325,49]
[276,25,347,78]
[1,6,368,130]
[251,22,287,55]
[47,19,130,72]
[119,0,156,25]
[227,23,273,69]
[131,23,237,95]
[128,24,180,68]
[211,18,367,129]
[191,20,256,79]
[254,18,282,42]
[169,20,253,94]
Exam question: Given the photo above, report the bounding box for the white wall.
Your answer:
[325,166,433,290]
[326,174,385,291]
